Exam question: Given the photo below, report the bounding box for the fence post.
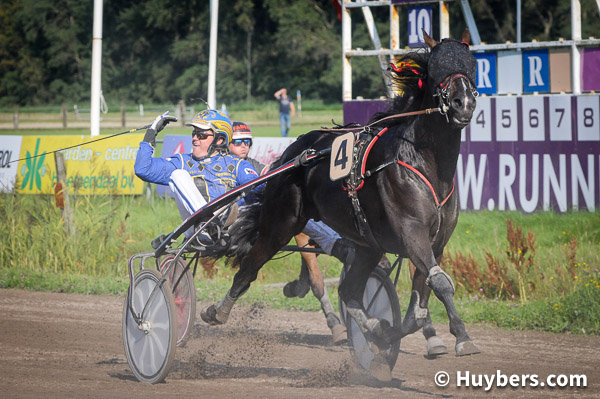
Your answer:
[13,107,18,129]
[121,104,126,127]
[54,151,75,235]
[62,104,68,128]
[139,103,144,116]
[178,99,186,126]
[73,105,79,120]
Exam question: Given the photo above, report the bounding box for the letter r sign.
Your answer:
[474,52,497,95]
[523,49,549,93]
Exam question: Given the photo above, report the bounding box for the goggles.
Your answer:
[231,138,252,147]
[192,129,214,140]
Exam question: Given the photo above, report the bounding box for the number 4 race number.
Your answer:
[330,132,354,181]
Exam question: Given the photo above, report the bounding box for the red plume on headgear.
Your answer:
[389,62,424,89]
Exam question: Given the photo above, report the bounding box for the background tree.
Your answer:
[0,0,598,107]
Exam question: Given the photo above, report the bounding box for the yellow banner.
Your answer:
[16,134,145,195]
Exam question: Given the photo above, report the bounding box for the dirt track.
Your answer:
[0,288,598,398]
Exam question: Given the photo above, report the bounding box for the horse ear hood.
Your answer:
[427,37,476,88]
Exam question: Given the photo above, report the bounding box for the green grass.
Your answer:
[1,190,599,334]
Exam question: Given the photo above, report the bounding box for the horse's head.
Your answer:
[424,30,478,129]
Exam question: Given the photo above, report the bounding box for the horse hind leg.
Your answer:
[402,264,448,356]
[282,235,311,298]
[200,289,238,325]
[399,263,429,337]
[319,292,347,345]
[289,233,346,344]
[423,312,448,356]
[345,300,393,382]
[341,248,394,381]
[200,236,283,326]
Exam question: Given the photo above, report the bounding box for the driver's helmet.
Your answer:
[187,110,233,151]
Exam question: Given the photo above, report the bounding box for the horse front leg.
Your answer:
[426,262,480,356]
[403,227,480,356]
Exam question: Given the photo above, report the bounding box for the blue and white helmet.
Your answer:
[187,110,233,151]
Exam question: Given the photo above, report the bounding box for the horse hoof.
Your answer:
[282,280,310,298]
[455,340,481,356]
[369,352,392,382]
[330,323,347,345]
[200,305,223,325]
[426,336,448,356]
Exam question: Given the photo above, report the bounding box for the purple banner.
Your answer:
[582,47,600,92]
[344,99,388,126]
[343,95,600,213]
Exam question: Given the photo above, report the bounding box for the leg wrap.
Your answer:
[401,290,427,336]
[346,300,369,327]
[214,290,237,324]
[413,294,429,321]
[325,313,342,329]
[426,266,455,296]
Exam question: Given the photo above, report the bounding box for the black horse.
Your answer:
[201,31,480,381]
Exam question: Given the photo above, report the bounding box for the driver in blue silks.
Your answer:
[134,109,258,243]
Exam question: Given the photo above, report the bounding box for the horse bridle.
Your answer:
[434,73,479,120]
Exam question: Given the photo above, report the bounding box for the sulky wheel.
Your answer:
[123,268,177,384]
[342,267,402,371]
[159,255,196,347]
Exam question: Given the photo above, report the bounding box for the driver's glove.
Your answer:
[143,111,178,147]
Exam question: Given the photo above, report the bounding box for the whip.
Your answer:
[7,125,151,165]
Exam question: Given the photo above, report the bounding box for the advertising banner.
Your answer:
[14,134,144,195]
[0,135,22,193]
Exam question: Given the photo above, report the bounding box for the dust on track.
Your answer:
[0,288,598,398]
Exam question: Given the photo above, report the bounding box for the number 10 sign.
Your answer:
[408,5,432,48]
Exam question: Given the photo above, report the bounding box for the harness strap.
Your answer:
[351,127,388,190]
[397,160,455,208]
[361,127,388,178]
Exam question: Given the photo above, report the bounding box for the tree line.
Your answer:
[1,0,598,107]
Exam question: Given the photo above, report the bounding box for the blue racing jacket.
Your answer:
[134,141,259,202]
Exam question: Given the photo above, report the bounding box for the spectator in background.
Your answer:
[274,88,296,137]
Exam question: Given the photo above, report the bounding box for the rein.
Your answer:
[318,107,441,133]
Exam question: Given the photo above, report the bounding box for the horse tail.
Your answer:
[225,201,262,267]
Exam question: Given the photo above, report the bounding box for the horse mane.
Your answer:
[369,49,431,124]
[366,49,433,167]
